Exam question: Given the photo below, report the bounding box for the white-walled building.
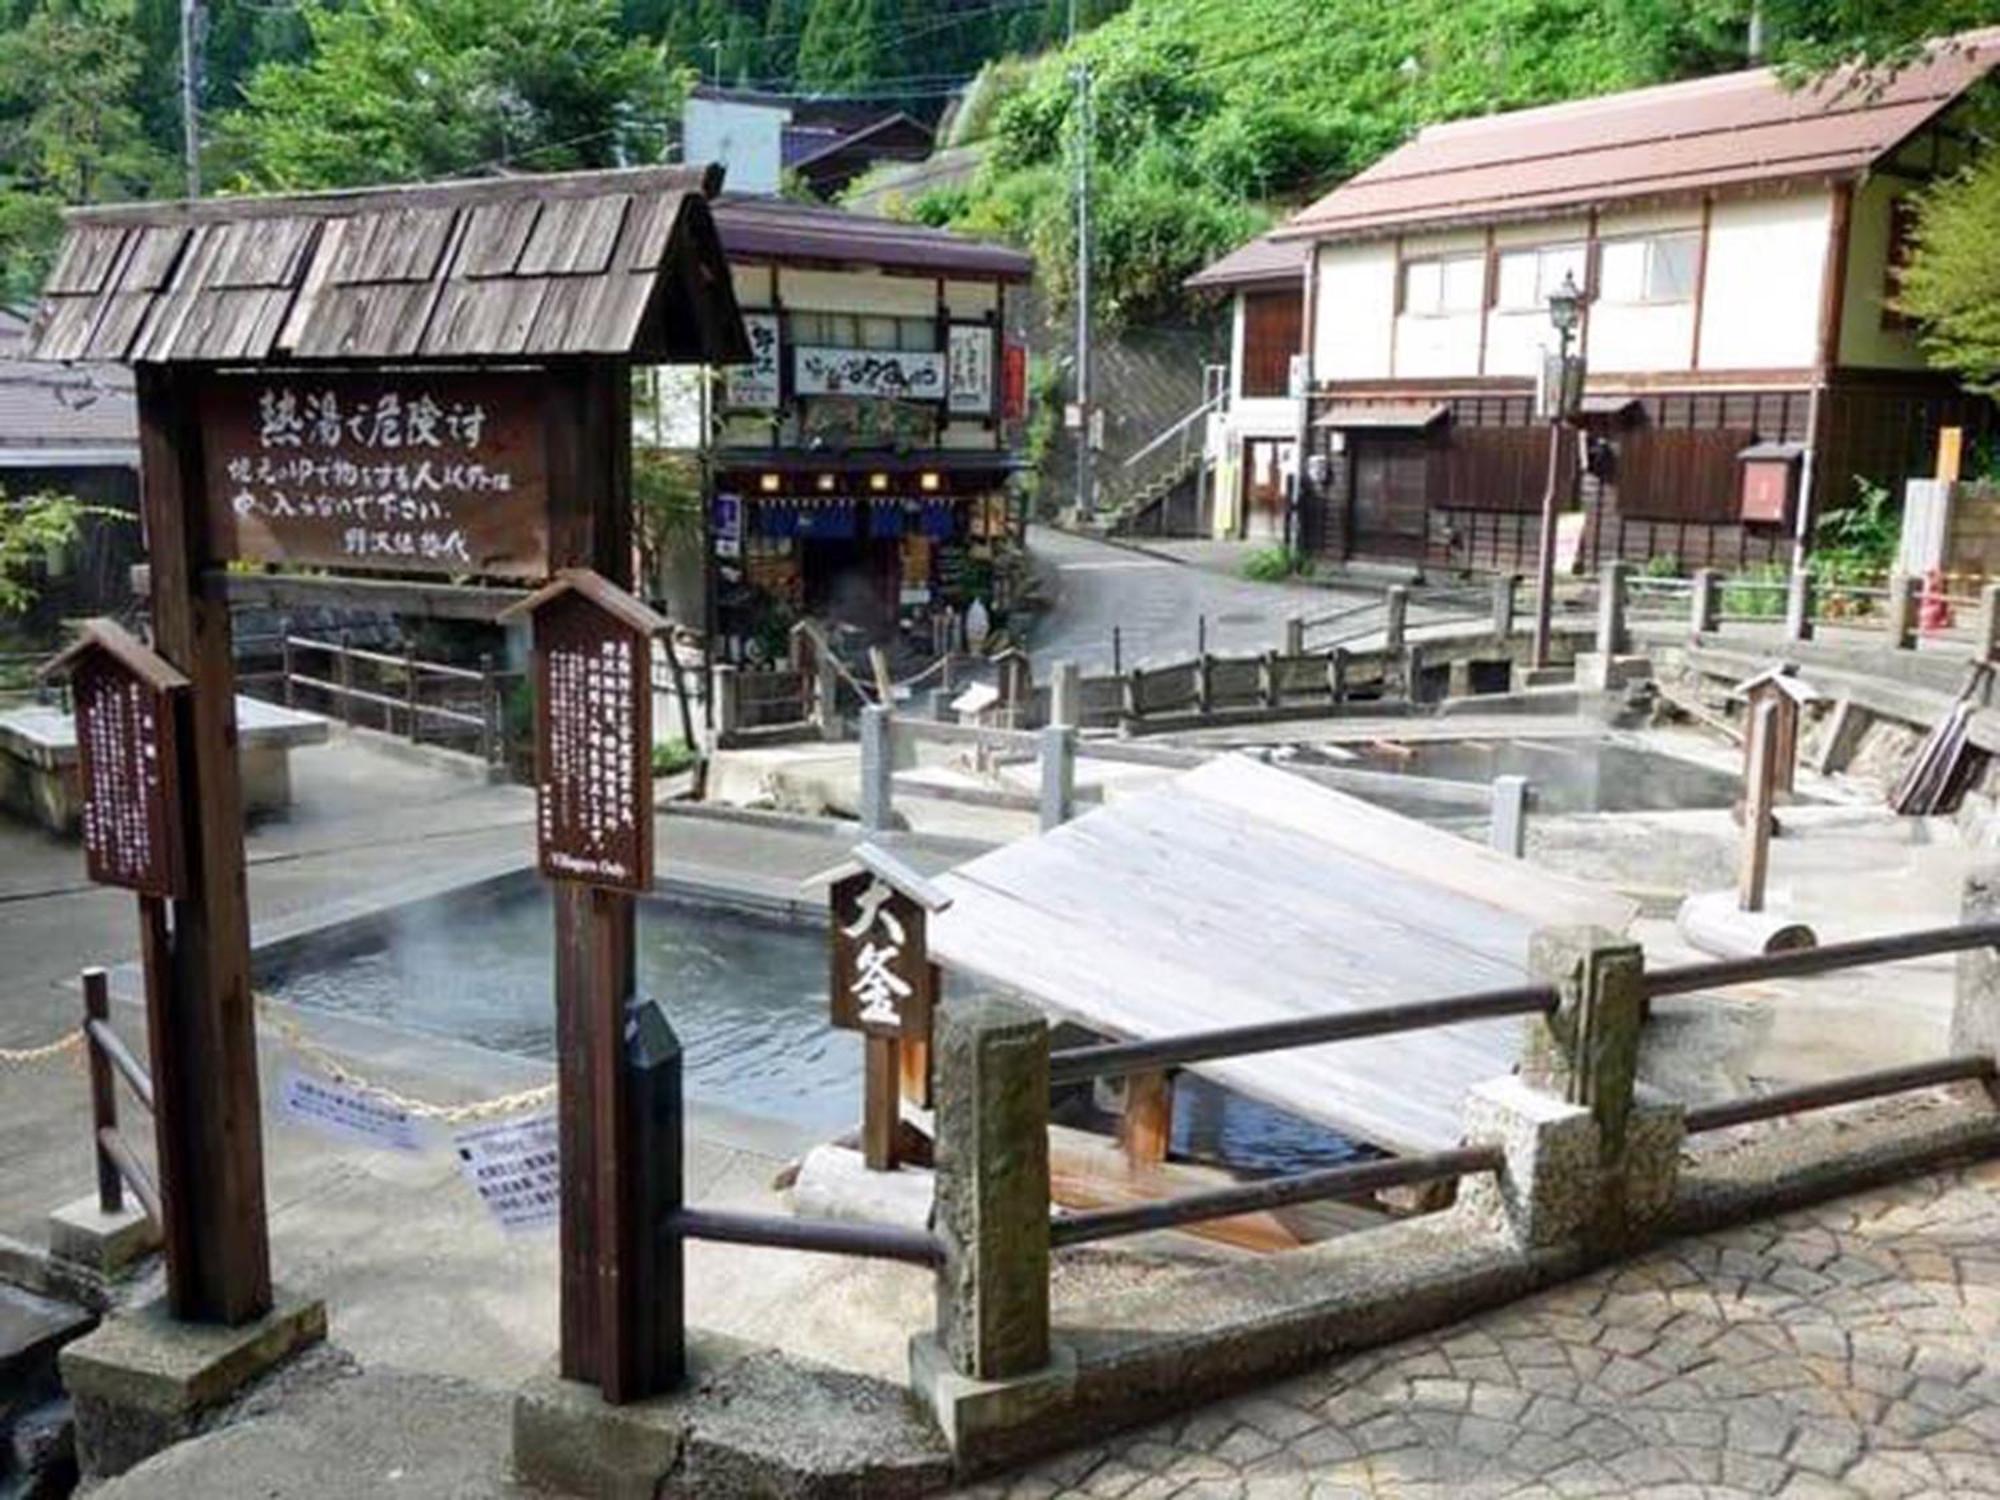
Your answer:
[1201,30,2000,575]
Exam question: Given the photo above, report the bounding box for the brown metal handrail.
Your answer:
[1642,922,2000,999]
[1047,984,1559,1087]
[82,967,159,1226]
[1683,1055,1996,1135]
[1048,1145,1504,1247]
[669,1207,943,1267]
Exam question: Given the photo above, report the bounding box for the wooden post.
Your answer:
[1120,1070,1173,1171]
[712,662,739,740]
[606,993,683,1400]
[337,630,354,724]
[1284,615,1305,656]
[1260,649,1279,708]
[1383,586,1408,652]
[1784,568,1815,643]
[280,626,295,708]
[1050,660,1081,729]
[1888,573,1918,651]
[1124,667,1144,724]
[1328,646,1348,704]
[82,968,121,1215]
[863,1033,901,1171]
[136,364,271,1326]
[869,644,895,706]
[1596,559,1628,658]
[1491,574,1519,639]
[1979,583,2000,663]
[1111,625,1121,677]
[1196,613,1206,657]
[1691,567,1721,636]
[1739,697,1779,914]
[1195,653,1212,714]
[1490,774,1529,860]
[1039,725,1075,832]
[478,653,497,766]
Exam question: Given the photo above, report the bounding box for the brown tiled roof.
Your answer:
[710,194,1033,280]
[1184,232,1306,291]
[1275,29,2000,243]
[20,165,749,366]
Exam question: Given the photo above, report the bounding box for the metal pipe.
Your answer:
[87,1018,155,1114]
[1683,1055,1994,1135]
[1049,1145,1503,1247]
[1048,984,1558,1087]
[669,1207,943,1267]
[1643,922,2000,999]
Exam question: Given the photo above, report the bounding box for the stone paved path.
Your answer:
[962,1161,2000,1499]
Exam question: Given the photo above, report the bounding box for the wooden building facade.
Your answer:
[1249,29,2000,576]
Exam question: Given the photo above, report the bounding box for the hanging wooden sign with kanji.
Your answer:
[816,844,951,1041]
[501,569,666,893]
[41,620,190,899]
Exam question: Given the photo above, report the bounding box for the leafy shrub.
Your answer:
[652,738,697,776]
[1243,546,1308,582]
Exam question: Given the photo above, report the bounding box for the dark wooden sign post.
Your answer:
[501,569,672,1401]
[23,165,747,1348]
[40,621,208,1313]
[812,843,951,1171]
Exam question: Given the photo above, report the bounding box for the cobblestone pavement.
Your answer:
[963,1162,2000,1499]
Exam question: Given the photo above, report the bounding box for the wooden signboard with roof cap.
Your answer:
[22,164,748,1382]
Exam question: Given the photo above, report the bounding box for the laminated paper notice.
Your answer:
[280,1069,420,1153]
[453,1113,560,1232]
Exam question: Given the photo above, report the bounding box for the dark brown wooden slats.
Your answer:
[624,192,687,270]
[1241,288,1304,399]
[520,194,631,277]
[47,226,130,295]
[459,200,543,279]
[1615,426,1752,522]
[209,217,316,290]
[328,206,457,285]
[1437,427,1546,512]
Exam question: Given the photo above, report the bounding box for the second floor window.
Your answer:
[787,311,936,352]
[1401,254,1484,316]
[1495,243,1587,311]
[1598,232,1700,305]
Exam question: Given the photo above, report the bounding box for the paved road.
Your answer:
[1025,528,1351,675]
[962,1160,2000,1500]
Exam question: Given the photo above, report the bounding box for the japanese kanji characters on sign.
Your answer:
[41,621,188,900]
[501,570,667,895]
[823,850,945,1042]
[200,371,550,579]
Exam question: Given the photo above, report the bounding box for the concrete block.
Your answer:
[60,1287,326,1479]
[1623,1089,1687,1234]
[789,1144,934,1231]
[1515,663,1573,691]
[1951,865,2000,1070]
[46,1196,161,1279]
[512,1365,688,1500]
[1457,1076,1600,1249]
[909,1332,1077,1464]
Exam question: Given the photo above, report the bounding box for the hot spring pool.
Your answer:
[262,887,1364,1173]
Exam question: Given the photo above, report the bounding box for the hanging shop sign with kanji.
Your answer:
[828,870,935,1040]
[42,621,189,900]
[502,570,667,894]
[200,371,550,578]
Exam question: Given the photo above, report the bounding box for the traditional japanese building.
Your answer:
[664,195,1032,663]
[1205,29,2000,576]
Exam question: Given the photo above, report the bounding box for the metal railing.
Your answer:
[277,632,513,764]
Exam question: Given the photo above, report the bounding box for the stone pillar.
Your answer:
[816,651,841,742]
[859,705,893,834]
[1049,660,1081,729]
[1690,568,1721,637]
[1784,568,1815,643]
[1383,586,1409,653]
[1039,726,1076,832]
[1283,615,1305,656]
[931,996,1050,1383]
[1595,560,1628,658]
[711,664,739,742]
[1492,574,1520,639]
[1489,774,1529,859]
[1519,926,1679,1245]
[1888,572,1918,651]
[1950,865,2000,1088]
[1979,583,2000,663]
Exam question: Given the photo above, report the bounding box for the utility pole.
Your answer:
[1069,0,1095,518]
[180,0,203,197]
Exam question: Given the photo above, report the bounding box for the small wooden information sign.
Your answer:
[828,871,936,1040]
[502,570,666,893]
[42,621,189,899]
[201,370,550,579]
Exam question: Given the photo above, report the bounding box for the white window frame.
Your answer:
[1596,231,1701,306]
[1400,253,1485,317]
[1494,242,1588,312]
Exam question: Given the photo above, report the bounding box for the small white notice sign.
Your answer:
[453,1113,560,1232]
[280,1069,420,1153]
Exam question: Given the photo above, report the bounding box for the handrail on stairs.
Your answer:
[1122,390,1225,472]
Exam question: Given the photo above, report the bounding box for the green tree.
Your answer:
[1899,149,2000,394]
[215,0,685,190]
[0,0,170,303]
[794,0,888,93]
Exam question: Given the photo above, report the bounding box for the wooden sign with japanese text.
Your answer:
[828,871,934,1040]
[68,641,188,899]
[200,370,549,578]
[529,590,654,892]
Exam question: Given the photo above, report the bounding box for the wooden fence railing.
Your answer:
[81,967,162,1229]
[275,633,515,765]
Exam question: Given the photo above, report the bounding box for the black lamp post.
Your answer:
[1531,270,1589,670]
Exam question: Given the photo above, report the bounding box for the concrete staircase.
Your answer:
[0,1284,92,1499]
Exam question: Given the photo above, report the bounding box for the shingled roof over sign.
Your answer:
[20,164,751,367]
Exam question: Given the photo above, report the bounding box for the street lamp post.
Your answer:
[1530,271,1587,671]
